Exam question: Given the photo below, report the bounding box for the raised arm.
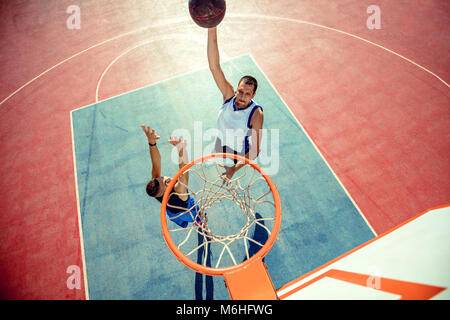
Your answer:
[140,125,161,179]
[207,27,235,102]
[247,108,264,160]
[168,136,189,194]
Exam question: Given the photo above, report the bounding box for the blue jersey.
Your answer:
[156,193,200,228]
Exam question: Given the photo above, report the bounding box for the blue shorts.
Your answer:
[166,195,201,228]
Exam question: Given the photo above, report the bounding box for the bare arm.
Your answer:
[207,27,234,102]
[168,136,189,194]
[140,125,161,179]
[247,108,264,160]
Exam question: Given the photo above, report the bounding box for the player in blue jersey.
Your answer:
[207,27,264,180]
[141,125,206,229]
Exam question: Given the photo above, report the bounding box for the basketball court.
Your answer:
[0,1,448,300]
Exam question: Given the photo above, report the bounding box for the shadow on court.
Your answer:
[242,213,269,264]
[195,231,214,300]
[194,213,268,300]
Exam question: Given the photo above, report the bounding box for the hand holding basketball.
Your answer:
[189,0,226,28]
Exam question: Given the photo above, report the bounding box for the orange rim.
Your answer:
[160,153,282,276]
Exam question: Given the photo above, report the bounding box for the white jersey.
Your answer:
[216,96,263,153]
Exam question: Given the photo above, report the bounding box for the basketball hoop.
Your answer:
[160,153,282,299]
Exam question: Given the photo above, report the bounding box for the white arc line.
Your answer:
[95,33,230,102]
[1,13,448,107]
[227,14,449,88]
[0,17,192,106]
[249,53,378,236]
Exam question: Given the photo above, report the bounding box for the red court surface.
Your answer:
[0,1,448,299]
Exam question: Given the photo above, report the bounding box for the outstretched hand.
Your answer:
[168,136,187,149]
[140,125,160,144]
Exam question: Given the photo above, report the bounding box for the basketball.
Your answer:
[188,0,226,28]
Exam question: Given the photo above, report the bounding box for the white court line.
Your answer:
[229,14,449,88]
[72,53,377,301]
[95,33,230,102]
[70,53,243,299]
[1,13,448,107]
[5,12,448,299]
[71,63,211,112]
[69,111,90,300]
[0,16,192,107]
[249,53,378,236]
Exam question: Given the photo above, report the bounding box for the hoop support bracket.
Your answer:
[224,257,279,300]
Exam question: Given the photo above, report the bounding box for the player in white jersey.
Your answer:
[207,27,264,180]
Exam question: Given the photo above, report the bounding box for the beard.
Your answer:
[236,100,247,108]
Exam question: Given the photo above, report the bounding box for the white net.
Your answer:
[164,157,277,270]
